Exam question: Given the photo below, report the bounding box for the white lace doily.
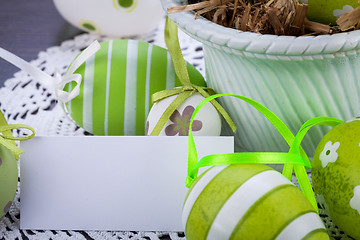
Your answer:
[0,18,353,240]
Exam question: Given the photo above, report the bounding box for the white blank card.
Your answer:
[20,136,233,231]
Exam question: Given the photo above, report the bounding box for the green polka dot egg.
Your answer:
[0,144,18,219]
[312,119,360,239]
[183,164,329,240]
[303,0,360,25]
[65,39,206,136]
[53,0,164,37]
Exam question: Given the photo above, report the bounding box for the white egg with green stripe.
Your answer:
[65,39,206,135]
[183,164,329,240]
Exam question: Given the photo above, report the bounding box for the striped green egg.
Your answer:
[183,164,329,240]
[65,39,206,135]
[0,144,18,219]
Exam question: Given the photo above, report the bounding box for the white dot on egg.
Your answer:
[350,186,360,215]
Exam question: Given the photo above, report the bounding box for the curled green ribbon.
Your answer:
[187,93,344,213]
[0,110,35,159]
[149,17,236,136]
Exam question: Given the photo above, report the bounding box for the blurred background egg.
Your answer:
[53,0,164,37]
[312,119,360,240]
[306,0,359,25]
[183,164,328,240]
[0,145,18,219]
[64,39,206,136]
[145,93,221,136]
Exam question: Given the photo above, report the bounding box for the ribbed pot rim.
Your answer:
[161,0,360,57]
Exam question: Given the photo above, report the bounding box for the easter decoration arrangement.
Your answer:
[157,8,360,238]
[182,93,347,240]
[0,110,34,219]
[53,0,164,37]
[146,18,236,136]
[162,0,360,159]
[0,37,208,136]
[2,1,360,239]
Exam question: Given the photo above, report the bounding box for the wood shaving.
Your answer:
[168,0,360,36]
[337,6,360,31]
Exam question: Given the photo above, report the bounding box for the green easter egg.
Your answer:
[0,144,18,219]
[312,119,360,240]
[183,164,329,240]
[307,0,360,25]
[65,39,206,136]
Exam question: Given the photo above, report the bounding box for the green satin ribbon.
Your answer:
[282,116,344,179]
[0,110,35,159]
[149,17,236,136]
[186,93,344,213]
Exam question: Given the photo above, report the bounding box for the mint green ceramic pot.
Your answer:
[161,0,360,157]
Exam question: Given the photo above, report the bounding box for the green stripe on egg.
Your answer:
[149,43,167,100]
[65,39,206,135]
[183,164,328,240]
[183,165,227,208]
[184,164,271,240]
[230,185,315,239]
[92,41,109,135]
[135,41,149,135]
[302,228,329,240]
[274,212,329,240]
[108,39,127,135]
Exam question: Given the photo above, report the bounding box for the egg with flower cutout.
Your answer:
[64,39,206,136]
[184,164,329,239]
[304,0,359,25]
[0,144,18,219]
[53,0,164,37]
[145,93,221,136]
[312,118,360,240]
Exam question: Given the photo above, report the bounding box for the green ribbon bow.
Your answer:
[149,17,236,136]
[186,93,344,213]
[0,110,35,159]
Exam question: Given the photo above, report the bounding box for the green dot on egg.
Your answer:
[82,23,96,31]
[117,0,133,8]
